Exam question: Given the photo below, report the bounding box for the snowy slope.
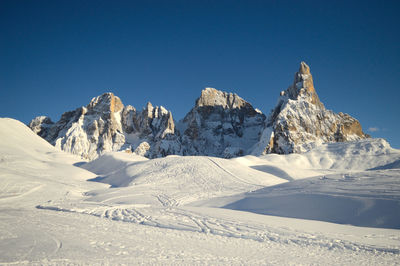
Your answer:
[46,136,400,230]
[223,139,400,228]
[77,153,286,207]
[224,170,400,229]
[0,118,107,206]
[1,118,399,264]
[236,138,400,179]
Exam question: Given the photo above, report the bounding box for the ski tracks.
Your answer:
[0,179,44,202]
[207,158,264,188]
[36,204,400,255]
[155,193,179,207]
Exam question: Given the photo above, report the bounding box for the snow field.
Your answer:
[0,118,399,264]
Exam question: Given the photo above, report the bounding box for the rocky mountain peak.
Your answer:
[28,92,180,160]
[87,92,124,113]
[260,61,368,154]
[195,87,248,109]
[29,62,371,159]
[181,87,266,157]
[299,61,310,75]
[285,61,324,108]
[138,102,176,139]
[29,116,54,138]
[145,101,154,112]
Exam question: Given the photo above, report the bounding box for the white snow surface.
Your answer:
[1,118,400,265]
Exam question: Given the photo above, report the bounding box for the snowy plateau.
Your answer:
[1,62,400,265]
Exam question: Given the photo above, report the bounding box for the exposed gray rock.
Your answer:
[257,62,369,154]
[29,116,54,139]
[29,63,370,159]
[29,92,180,159]
[180,88,266,157]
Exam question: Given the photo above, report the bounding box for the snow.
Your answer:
[1,117,399,264]
[79,154,286,206]
[224,170,400,229]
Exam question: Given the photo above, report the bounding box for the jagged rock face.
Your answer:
[29,93,127,159]
[180,88,266,158]
[29,116,54,139]
[132,102,180,158]
[29,63,370,159]
[29,92,179,160]
[138,103,175,139]
[286,61,324,109]
[261,62,369,154]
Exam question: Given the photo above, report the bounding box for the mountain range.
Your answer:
[29,62,369,160]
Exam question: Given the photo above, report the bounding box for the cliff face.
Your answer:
[259,62,369,154]
[29,62,369,159]
[180,88,266,158]
[29,93,180,160]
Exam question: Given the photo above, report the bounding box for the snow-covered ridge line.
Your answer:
[29,62,369,160]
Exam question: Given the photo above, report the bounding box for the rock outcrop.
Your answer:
[180,88,266,157]
[29,62,369,159]
[29,92,180,160]
[257,62,369,154]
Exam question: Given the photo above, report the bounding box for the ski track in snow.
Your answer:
[208,157,266,187]
[155,193,179,207]
[36,203,400,255]
[0,180,44,202]
[1,118,400,264]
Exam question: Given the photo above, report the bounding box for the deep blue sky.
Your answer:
[1,0,399,148]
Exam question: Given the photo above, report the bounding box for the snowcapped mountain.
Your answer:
[29,93,181,160]
[29,62,369,160]
[179,87,266,158]
[255,62,369,154]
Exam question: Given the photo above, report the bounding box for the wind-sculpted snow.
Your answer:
[224,170,400,229]
[300,138,400,170]
[1,118,400,264]
[240,138,400,176]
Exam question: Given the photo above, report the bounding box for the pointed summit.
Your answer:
[284,61,323,108]
[87,92,124,113]
[143,102,154,119]
[145,101,153,110]
[28,63,371,159]
[262,62,368,154]
[299,61,310,75]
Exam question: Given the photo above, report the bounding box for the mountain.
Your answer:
[179,87,266,158]
[29,93,180,160]
[29,62,369,159]
[253,62,369,154]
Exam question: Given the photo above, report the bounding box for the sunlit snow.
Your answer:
[0,118,399,264]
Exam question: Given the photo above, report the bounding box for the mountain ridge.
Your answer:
[29,62,369,159]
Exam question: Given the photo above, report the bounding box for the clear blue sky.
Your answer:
[1,0,399,148]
